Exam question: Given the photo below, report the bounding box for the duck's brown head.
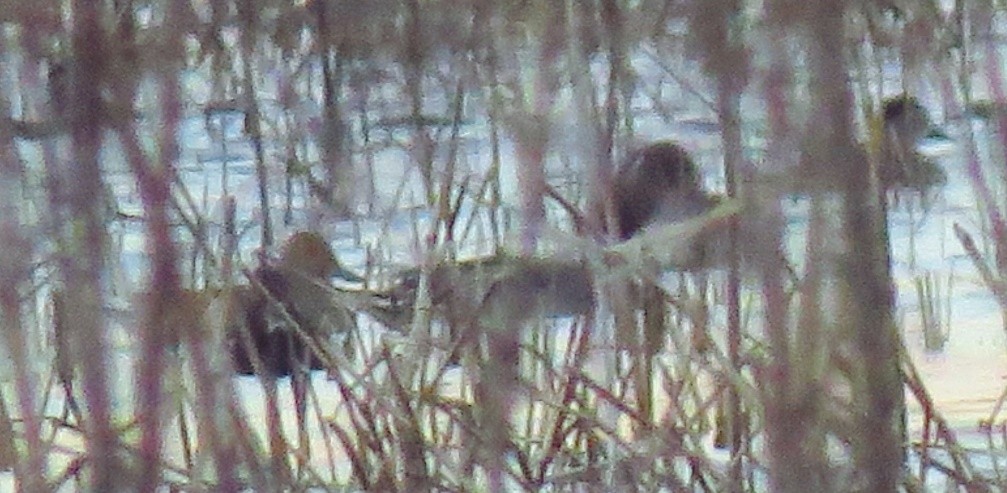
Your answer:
[612,141,705,240]
[279,231,339,279]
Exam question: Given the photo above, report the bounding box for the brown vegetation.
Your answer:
[4,0,1002,491]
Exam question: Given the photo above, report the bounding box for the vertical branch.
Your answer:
[684,1,751,488]
[981,36,1007,272]
[812,1,901,490]
[238,0,273,249]
[64,0,117,488]
[513,117,548,256]
[600,0,621,161]
[436,80,466,246]
[481,6,504,250]
[353,73,377,216]
[588,0,616,238]
[0,49,45,492]
[716,48,748,493]
[405,0,435,206]
[759,3,805,491]
[314,0,352,217]
[206,0,231,102]
[20,8,77,450]
[515,2,565,255]
[952,0,969,107]
[0,390,14,473]
[439,0,486,248]
[123,0,185,487]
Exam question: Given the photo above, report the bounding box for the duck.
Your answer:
[369,94,950,349]
[609,141,716,241]
[367,254,597,335]
[227,231,357,377]
[875,94,947,195]
[366,140,725,335]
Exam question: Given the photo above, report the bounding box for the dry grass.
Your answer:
[3,1,1007,492]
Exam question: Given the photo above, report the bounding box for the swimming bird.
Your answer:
[227,231,357,377]
[224,231,359,471]
[875,94,947,194]
[609,141,713,241]
[365,141,727,339]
